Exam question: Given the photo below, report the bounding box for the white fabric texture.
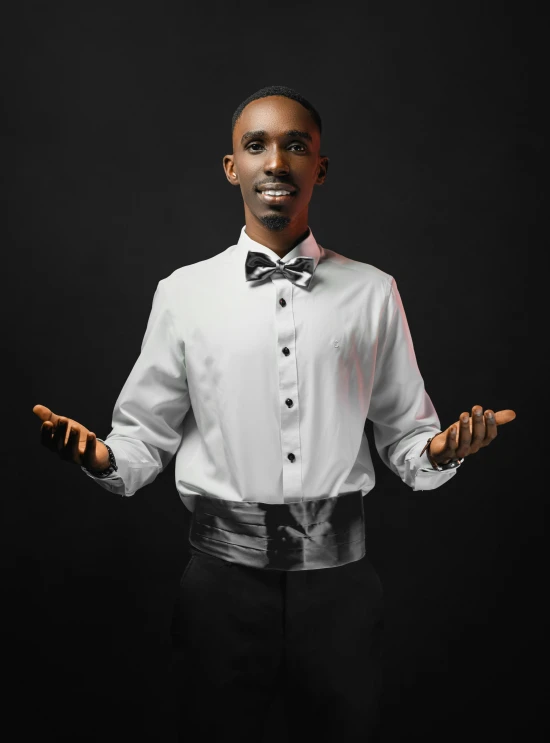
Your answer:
[83,226,458,509]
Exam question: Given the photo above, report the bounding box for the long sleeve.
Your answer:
[83,228,461,506]
[367,278,458,491]
[82,279,191,496]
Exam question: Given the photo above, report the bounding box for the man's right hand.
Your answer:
[33,404,110,472]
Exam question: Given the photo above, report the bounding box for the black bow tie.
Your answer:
[245,251,315,289]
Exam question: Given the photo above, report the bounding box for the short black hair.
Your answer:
[232,85,322,136]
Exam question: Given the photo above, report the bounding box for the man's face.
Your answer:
[223,96,328,230]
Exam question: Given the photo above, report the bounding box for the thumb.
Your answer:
[33,404,58,424]
[494,409,516,426]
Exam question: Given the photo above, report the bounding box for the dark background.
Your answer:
[3,2,533,741]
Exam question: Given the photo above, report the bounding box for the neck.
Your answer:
[244,210,310,259]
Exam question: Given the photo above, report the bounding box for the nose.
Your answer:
[264,146,289,176]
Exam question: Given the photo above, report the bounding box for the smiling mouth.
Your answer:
[257,190,296,204]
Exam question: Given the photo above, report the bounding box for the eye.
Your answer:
[289,143,307,152]
[246,142,264,152]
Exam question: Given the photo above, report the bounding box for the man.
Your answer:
[33,85,516,742]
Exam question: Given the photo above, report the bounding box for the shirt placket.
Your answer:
[272,275,303,503]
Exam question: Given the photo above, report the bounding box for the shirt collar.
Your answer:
[236,225,322,271]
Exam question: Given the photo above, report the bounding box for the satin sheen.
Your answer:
[188,489,365,570]
[244,250,315,288]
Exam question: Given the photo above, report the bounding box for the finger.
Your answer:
[33,405,58,424]
[456,412,472,458]
[494,409,516,426]
[481,409,498,447]
[40,421,57,452]
[430,427,458,463]
[445,425,459,460]
[81,432,97,469]
[77,429,89,458]
[52,417,69,454]
[469,406,486,453]
[66,426,81,463]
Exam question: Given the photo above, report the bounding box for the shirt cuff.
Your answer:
[407,442,461,491]
[80,438,126,496]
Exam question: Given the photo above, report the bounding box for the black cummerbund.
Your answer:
[188,490,366,571]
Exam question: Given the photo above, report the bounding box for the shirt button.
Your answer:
[287,453,295,462]
[285,398,293,408]
[282,347,290,356]
[279,298,286,307]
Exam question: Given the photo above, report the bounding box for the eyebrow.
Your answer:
[240,129,313,145]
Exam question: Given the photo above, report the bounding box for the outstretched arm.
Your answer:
[367,277,517,490]
[32,278,191,497]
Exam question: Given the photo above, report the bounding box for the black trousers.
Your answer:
[170,546,384,742]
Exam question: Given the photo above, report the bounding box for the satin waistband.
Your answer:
[188,491,366,571]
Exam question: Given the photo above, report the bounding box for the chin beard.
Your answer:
[259,214,291,231]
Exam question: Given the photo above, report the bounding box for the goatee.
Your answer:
[260,214,291,231]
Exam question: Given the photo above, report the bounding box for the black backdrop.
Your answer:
[3,2,532,742]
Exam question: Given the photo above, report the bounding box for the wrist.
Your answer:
[94,441,110,471]
[428,432,454,465]
[429,448,453,467]
[420,434,464,472]
[86,442,118,477]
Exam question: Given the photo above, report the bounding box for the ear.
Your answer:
[315,155,328,186]
[315,156,329,186]
[223,154,239,185]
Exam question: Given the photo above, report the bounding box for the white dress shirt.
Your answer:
[83,226,459,510]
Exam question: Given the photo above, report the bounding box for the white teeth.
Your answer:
[263,190,291,196]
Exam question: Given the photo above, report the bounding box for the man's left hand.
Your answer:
[429,405,516,465]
